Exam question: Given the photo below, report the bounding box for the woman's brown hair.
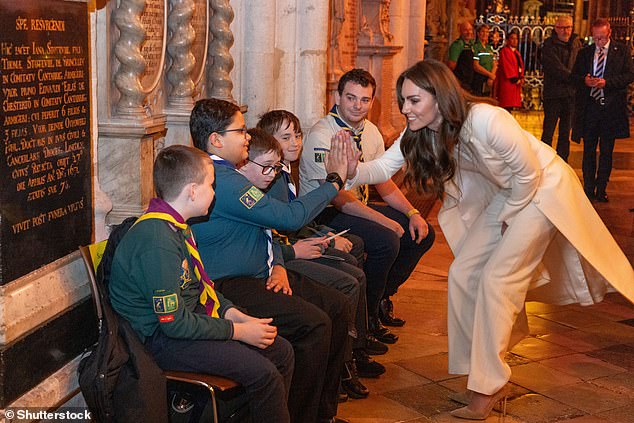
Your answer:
[396,59,477,198]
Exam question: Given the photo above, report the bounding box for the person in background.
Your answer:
[495,30,524,110]
[540,15,582,162]
[571,18,634,202]
[447,21,476,91]
[471,24,497,96]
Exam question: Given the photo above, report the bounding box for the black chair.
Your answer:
[79,245,241,423]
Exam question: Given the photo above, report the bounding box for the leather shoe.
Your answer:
[337,381,349,403]
[353,349,386,378]
[341,361,369,398]
[596,192,609,202]
[584,188,595,201]
[365,335,388,355]
[379,297,406,327]
[369,317,399,344]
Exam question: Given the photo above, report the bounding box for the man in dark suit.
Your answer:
[541,15,582,162]
[571,18,634,202]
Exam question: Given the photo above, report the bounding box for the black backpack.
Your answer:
[78,217,168,423]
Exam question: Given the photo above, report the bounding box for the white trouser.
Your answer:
[447,191,557,395]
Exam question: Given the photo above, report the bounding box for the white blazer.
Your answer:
[352,103,634,305]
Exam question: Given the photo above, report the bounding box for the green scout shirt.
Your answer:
[110,219,235,342]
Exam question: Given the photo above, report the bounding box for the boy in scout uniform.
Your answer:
[109,145,294,423]
[190,98,352,423]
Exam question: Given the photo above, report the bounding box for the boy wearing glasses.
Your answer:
[257,111,389,393]
[541,15,581,162]
[190,98,353,423]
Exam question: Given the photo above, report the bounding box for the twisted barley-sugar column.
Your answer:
[167,0,196,107]
[208,0,235,103]
[113,0,147,115]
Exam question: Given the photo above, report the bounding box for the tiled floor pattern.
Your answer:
[338,112,634,422]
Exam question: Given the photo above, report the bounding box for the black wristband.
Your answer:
[325,172,344,191]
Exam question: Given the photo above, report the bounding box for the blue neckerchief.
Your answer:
[282,170,296,201]
[210,154,235,169]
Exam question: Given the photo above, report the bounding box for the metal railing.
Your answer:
[476,13,557,110]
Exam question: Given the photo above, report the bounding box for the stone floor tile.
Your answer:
[579,302,634,322]
[527,315,576,336]
[382,383,459,417]
[537,309,611,329]
[526,302,572,315]
[437,376,468,395]
[551,415,611,423]
[337,394,424,423]
[429,411,525,422]
[539,353,627,381]
[378,335,448,364]
[505,392,585,423]
[590,372,634,398]
[504,352,533,367]
[537,330,621,353]
[598,405,634,423]
[539,382,632,414]
[510,336,576,360]
[360,363,432,394]
[510,362,582,392]
[579,322,634,344]
[587,344,634,371]
[395,353,455,382]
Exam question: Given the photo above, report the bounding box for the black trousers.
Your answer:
[215,271,350,423]
[542,96,574,161]
[582,102,616,195]
[145,328,294,423]
[317,204,435,318]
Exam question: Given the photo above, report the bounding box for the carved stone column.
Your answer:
[112,0,147,115]
[357,0,403,141]
[163,0,204,148]
[101,0,168,223]
[241,0,275,126]
[208,0,235,103]
[275,0,298,112]
[166,0,196,109]
[327,0,361,107]
[297,1,330,127]
[408,0,427,63]
[99,121,166,224]
[425,0,449,61]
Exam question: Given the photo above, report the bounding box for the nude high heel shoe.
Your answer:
[450,385,509,421]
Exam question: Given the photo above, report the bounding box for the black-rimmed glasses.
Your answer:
[220,126,248,136]
[248,159,284,175]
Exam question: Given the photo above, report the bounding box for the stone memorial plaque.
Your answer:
[191,0,209,84]
[0,0,92,284]
[139,0,166,90]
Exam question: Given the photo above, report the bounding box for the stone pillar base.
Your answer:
[98,116,167,225]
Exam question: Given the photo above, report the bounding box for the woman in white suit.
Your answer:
[347,59,634,419]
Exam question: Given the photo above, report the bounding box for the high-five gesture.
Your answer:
[324,130,349,183]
